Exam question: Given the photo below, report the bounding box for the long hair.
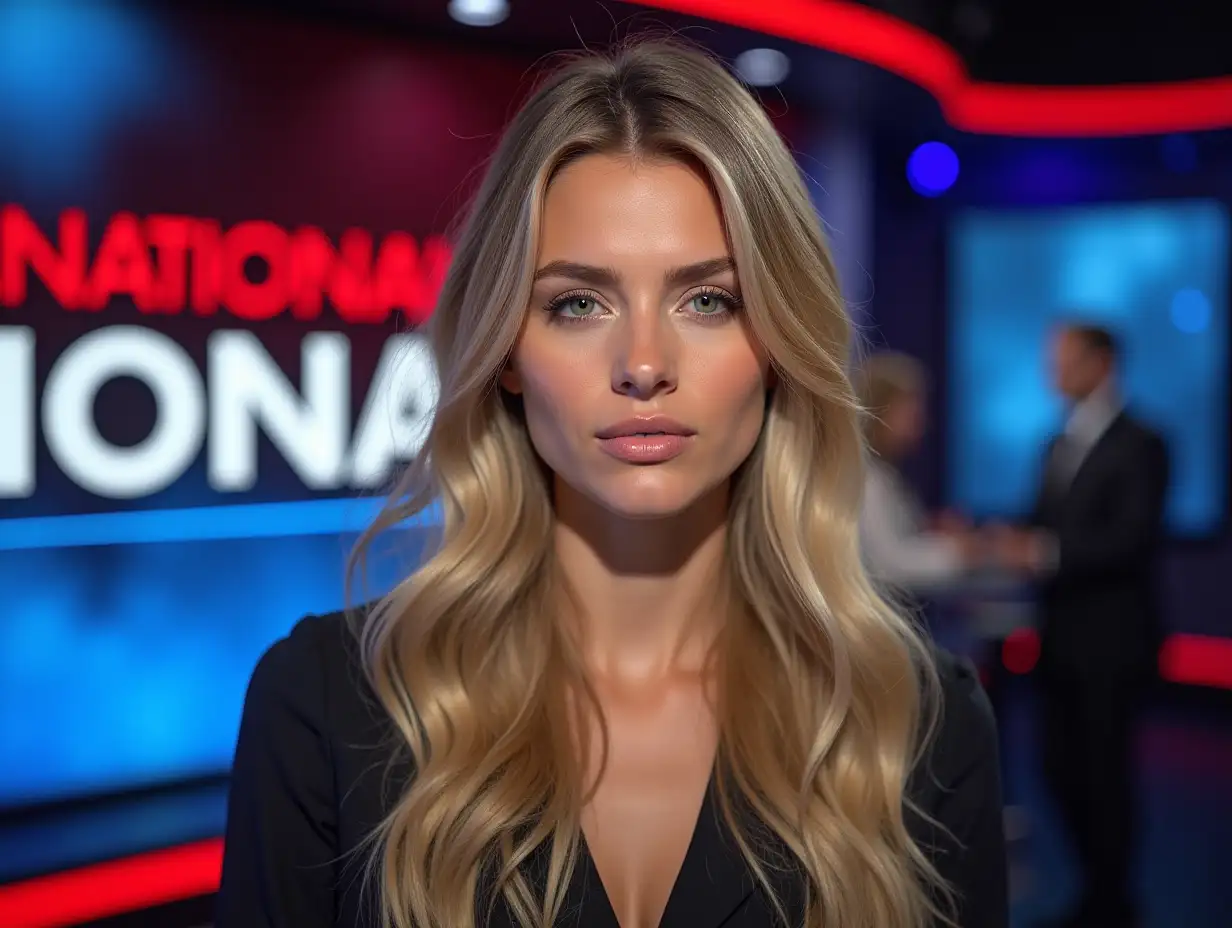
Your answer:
[352,39,946,928]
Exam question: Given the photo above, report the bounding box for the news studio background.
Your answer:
[1,1,1230,926]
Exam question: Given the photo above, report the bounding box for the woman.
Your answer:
[217,41,1006,928]
[856,352,981,596]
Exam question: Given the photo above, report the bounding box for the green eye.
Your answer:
[557,297,598,317]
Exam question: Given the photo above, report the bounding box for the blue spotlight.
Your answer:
[0,1,180,195]
[1170,288,1211,334]
[907,142,959,197]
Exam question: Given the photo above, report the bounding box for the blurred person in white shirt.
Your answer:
[855,351,981,596]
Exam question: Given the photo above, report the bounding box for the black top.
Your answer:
[217,611,1007,927]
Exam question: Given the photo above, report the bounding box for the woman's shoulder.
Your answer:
[237,607,402,826]
[917,648,999,785]
[221,608,401,922]
[931,648,995,727]
[242,607,391,766]
[908,646,1002,821]
[247,609,365,712]
[906,649,1009,925]
[251,606,361,678]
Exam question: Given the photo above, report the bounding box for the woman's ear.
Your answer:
[763,368,778,411]
[499,364,523,395]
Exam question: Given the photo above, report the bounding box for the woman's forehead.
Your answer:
[536,154,730,271]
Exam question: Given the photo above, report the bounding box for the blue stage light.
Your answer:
[1171,288,1212,334]
[0,1,180,196]
[907,141,960,197]
[0,498,441,551]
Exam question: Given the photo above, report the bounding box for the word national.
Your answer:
[0,204,452,324]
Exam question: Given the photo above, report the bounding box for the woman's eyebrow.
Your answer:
[532,256,736,289]
[664,257,736,289]
[532,261,620,288]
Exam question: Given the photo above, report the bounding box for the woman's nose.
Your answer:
[610,309,678,400]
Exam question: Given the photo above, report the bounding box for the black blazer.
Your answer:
[1029,411,1169,677]
[216,611,1007,927]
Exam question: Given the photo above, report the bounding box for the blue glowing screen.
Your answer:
[0,523,430,807]
[948,199,1228,536]
[0,0,536,812]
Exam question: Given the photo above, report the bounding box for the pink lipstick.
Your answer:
[595,415,695,464]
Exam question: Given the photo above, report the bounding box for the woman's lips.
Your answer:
[596,433,692,464]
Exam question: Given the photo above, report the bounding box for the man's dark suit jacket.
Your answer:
[1030,411,1170,678]
[216,610,1008,927]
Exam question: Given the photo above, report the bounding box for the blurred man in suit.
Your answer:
[994,324,1168,928]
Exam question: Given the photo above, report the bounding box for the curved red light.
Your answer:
[633,0,1232,137]
[0,839,223,928]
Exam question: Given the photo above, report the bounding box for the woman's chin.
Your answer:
[590,475,720,521]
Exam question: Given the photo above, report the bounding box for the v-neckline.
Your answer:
[569,772,758,928]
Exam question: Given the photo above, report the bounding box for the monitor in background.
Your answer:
[948,199,1229,536]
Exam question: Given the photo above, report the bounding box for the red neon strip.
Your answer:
[0,838,223,928]
[999,631,1232,690]
[633,0,1232,137]
[0,631,1229,927]
[1160,633,1232,690]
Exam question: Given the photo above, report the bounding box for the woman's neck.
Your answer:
[553,484,730,680]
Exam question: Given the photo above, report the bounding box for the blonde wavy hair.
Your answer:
[352,39,947,928]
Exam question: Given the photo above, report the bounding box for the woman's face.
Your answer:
[501,153,773,519]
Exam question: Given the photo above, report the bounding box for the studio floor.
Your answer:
[999,677,1232,927]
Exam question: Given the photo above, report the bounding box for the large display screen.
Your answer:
[947,200,1229,536]
[0,204,445,807]
[0,0,533,809]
